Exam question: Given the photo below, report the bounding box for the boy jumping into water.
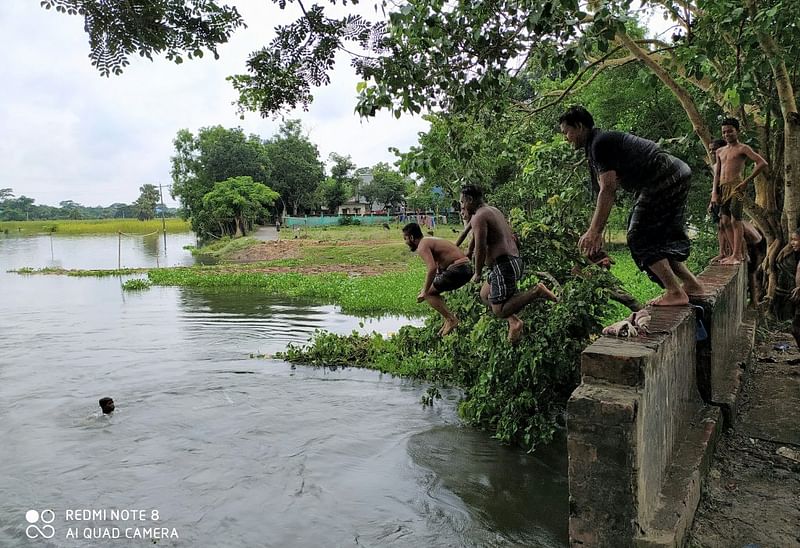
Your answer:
[459,185,557,343]
[403,222,473,336]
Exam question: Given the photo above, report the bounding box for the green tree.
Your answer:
[317,178,350,214]
[134,184,160,221]
[264,120,325,216]
[202,176,279,237]
[329,153,359,194]
[0,188,13,200]
[317,153,359,213]
[170,125,271,236]
[362,163,410,212]
[109,202,135,219]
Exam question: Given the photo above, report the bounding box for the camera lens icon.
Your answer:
[25,509,55,539]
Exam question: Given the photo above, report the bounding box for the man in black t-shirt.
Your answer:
[559,106,704,306]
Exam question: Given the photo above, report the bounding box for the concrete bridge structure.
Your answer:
[567,263,756,547]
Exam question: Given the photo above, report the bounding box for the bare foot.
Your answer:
[507,316,524,344]
[710,254,726,265]
[720,256,742,265]
[648,291,689,306]
[533,282,559,303]
[440,318,459,337]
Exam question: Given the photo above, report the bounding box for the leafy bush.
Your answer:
[122,278,152,291]
[337,215,362,226]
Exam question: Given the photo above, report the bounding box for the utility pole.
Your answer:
[158,183,167,254]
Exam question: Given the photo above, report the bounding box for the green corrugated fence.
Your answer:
[283,215,395,227]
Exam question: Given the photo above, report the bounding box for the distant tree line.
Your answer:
[0,187,177,222]
[170,119,422,240]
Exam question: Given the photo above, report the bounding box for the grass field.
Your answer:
[0,218,191,235]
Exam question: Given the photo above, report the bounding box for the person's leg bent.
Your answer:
[425,292,458,333]
[494,283,558,318]
[480,282,491,306]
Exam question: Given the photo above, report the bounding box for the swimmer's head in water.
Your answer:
[99,397,115,414]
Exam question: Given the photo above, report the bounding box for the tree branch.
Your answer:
[513,46,626,114]
[616,30,713,147]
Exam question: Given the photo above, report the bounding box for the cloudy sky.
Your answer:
[0,2,429,207]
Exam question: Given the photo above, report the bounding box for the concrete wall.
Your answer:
[693,265,750,423]
[568,264,750,547]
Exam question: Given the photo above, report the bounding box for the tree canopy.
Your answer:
[202,176,279,237]
[170,125,271,236]
[40,0,244,76]
[263,120,325,216]
[134,184,161,221]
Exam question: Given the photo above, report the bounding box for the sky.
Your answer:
[0,2,430,208]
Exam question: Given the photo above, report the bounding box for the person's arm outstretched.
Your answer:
[579,170,617,257]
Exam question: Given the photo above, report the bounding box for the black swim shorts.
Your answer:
[432,261,473,293]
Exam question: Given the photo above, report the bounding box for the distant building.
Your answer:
[337,170,381,215]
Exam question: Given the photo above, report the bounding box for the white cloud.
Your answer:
[0,2,429,207]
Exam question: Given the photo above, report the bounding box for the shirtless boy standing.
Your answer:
[403,222,473,336]
[710,118,768,265]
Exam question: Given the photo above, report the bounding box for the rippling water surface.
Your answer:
[0,232,567,547]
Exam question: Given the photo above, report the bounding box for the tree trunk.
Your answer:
[616,31,713,147]
[745,0,800,314]
[235,215,244,237]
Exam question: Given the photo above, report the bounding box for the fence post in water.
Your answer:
[159,183,167,255]
[118,231,121,270]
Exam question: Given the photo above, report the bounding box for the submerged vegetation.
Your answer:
[278,267,612,451]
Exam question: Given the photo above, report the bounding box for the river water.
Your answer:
[0,232,567,547]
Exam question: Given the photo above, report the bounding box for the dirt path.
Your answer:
[688,332,800,547]
[223,239,406,276]
[252,225,279,241]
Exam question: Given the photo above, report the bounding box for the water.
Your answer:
[0,232,567,547]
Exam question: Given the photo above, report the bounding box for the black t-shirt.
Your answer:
[586,129,684,193]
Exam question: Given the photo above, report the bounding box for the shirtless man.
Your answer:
[459,185,557,343]
[710,118,768,265]
[403,222,473,336]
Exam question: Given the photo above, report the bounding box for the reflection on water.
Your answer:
[0,232,568,547]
